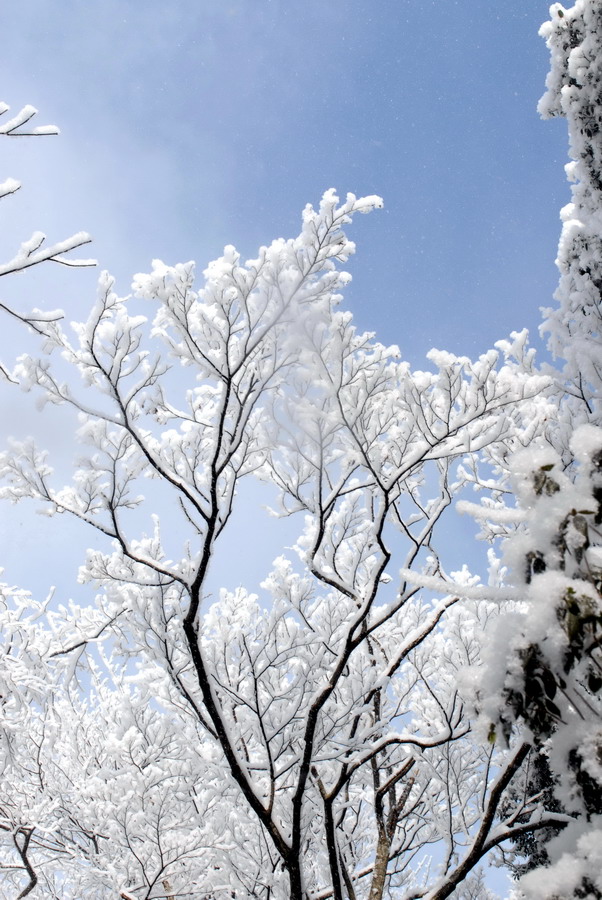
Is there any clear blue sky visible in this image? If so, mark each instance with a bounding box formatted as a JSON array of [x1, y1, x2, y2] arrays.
[[0, 2, 569, 592]]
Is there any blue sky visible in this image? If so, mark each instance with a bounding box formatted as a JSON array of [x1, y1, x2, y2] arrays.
[[0, 2, 569, 593], [2, 1, 568, 358]]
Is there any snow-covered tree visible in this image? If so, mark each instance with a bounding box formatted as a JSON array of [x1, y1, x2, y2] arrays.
[[489, 431, 602, 899], [0, 185, 566, 898], [539, 2, 602, 416], [460, 4, 602, 897], [7, 4, 602, 890], [0, 582, 115, 898]]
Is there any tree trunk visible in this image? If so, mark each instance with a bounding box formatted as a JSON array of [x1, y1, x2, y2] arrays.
[[288, 857, 305, 900], [367, 826, 390, 900]]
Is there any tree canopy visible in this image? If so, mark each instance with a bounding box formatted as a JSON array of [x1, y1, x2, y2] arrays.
[[0, 3, 601, 899]]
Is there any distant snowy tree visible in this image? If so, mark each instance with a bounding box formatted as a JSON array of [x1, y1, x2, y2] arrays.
[[450, 868, 498, 900], [0, 581, 115, 898]]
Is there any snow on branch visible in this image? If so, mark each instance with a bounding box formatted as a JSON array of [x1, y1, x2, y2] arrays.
[[0, 102, 59, 136], [0, 177, 20, 199], [0, 102, 95, 358], [397, 567, 521, 602], [0, 231, 96, 278]]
